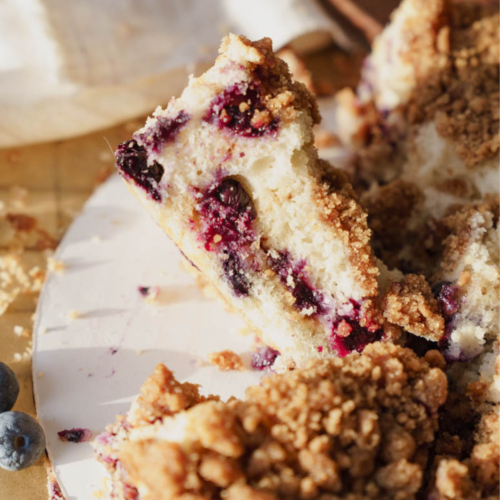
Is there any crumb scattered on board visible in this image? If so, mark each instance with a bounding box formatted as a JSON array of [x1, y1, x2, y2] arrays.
[[208, 350, 245, 371]]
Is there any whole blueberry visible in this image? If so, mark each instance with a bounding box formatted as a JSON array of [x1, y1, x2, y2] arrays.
[[0, 362, 20, 414], [0, 412, 46, 471]]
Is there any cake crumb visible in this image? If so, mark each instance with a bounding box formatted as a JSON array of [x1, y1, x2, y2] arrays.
[[38, 371, 45, 379], [13, 325, 29, 338], [382, 274, 445, 341], [67, 310, 80, 320], [58, 428, 93, 443], [237, 326, 254, 337], [138, 286, 160, 303], [208, 350, 245, 371], [47, 465, 64, 500], [47, 257, 66, 274]]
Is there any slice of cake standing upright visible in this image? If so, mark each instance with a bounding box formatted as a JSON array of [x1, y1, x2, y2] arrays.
[[116, 34, 393, 368]]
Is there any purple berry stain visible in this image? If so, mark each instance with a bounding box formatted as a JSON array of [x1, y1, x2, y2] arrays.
[[48, 477, 64, 500], [115, 141, 164, 201], [433, 282, 464, 361], [328, 301, 382, 357], [134, 110, 190, 154], [252, 346, 279, 370], [58, 428, 92, 443], [195, 178, 256, 296], [436, 283, 459, 317], [268, 251, 325, 315], [204, 82, 278, 137]]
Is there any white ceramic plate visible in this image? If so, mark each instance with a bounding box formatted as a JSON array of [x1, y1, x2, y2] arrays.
[[33, 174, 263, 500]]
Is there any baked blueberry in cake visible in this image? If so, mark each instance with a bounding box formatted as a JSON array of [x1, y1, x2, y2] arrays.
[[115, 34, 393, 368], [93, 343, 448, 500]]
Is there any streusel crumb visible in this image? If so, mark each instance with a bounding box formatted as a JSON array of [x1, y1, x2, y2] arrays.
[[407, 2, 500, 167], [112, 343, 447, 500], [128, 364, 217, 427], [438, 194, 499, 277], [382, 274, 445, 341], [362, 180, 424, 269], [208, 350, 245, 371], [429, 407, 499, 499]]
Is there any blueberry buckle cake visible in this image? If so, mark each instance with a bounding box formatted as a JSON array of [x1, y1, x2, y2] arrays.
[[115, 34, 392, 368], [93, 343, 448, 500]]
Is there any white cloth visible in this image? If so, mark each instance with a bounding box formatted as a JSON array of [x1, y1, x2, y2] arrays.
[[0, 0, 353, 148]]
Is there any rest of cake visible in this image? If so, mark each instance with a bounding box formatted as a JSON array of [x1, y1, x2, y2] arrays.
[[93, 343, 448, 500], [115, 34, 393, 368], [331, 0, 499, 274]]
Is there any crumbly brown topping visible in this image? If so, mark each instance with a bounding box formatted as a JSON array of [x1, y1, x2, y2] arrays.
[[362, 180, 424, 270], [314, 163, 380, 301], [117, 343, 448, 500], [218, 35, 321, 127], [208, 350, 245, 372], [129, 364, 217, 427], [382, 274, 445, 341], [429, 407, 499, 499], [437, 194, 499, 278], [406, 2, 500, 167], [276, 49, 314, 94]]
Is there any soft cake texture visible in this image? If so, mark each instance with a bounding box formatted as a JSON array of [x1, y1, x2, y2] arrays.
[[116, 34, 389, 368], [93, 343, 448, 500], [434, 197, 500, 407]]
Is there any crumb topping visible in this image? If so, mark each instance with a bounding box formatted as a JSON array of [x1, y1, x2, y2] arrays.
[[216, 35, 321, 127], [128, 364, 217, 427], [208, 350, 245, 372], [314, 164, 380, 300], [362, 180, 424, 270], [437, 194, 499, 277], [114, 343, 447, 500], [382, 274, 445, 341], [406, 2, 500, 167], [429, 407, 499, 499]]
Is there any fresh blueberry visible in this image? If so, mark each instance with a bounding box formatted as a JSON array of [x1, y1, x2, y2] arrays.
[[0, 362, 20, 414], [0, 412, 46, 471]]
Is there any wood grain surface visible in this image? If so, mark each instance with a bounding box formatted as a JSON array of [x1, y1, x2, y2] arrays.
[[0, 119, 143, 499]]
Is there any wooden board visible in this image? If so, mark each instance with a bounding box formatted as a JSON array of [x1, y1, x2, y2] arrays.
[[0, 119, 141, 499]]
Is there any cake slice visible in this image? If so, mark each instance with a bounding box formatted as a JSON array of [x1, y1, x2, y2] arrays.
[[93, 343, 448, 500], [115, 34, 391, 368]]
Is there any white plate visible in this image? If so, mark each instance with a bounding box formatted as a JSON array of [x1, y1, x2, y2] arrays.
[[33, 174, 263, 500]]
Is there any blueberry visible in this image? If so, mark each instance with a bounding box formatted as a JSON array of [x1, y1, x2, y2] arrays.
[[0, 412, 46, 471], [217, 179, 252, 209], [0, 362, 20, 414]]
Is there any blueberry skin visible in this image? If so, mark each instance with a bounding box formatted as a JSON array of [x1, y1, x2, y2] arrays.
[[0, 412, 46, 471], [0, 362, 20, 413]]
